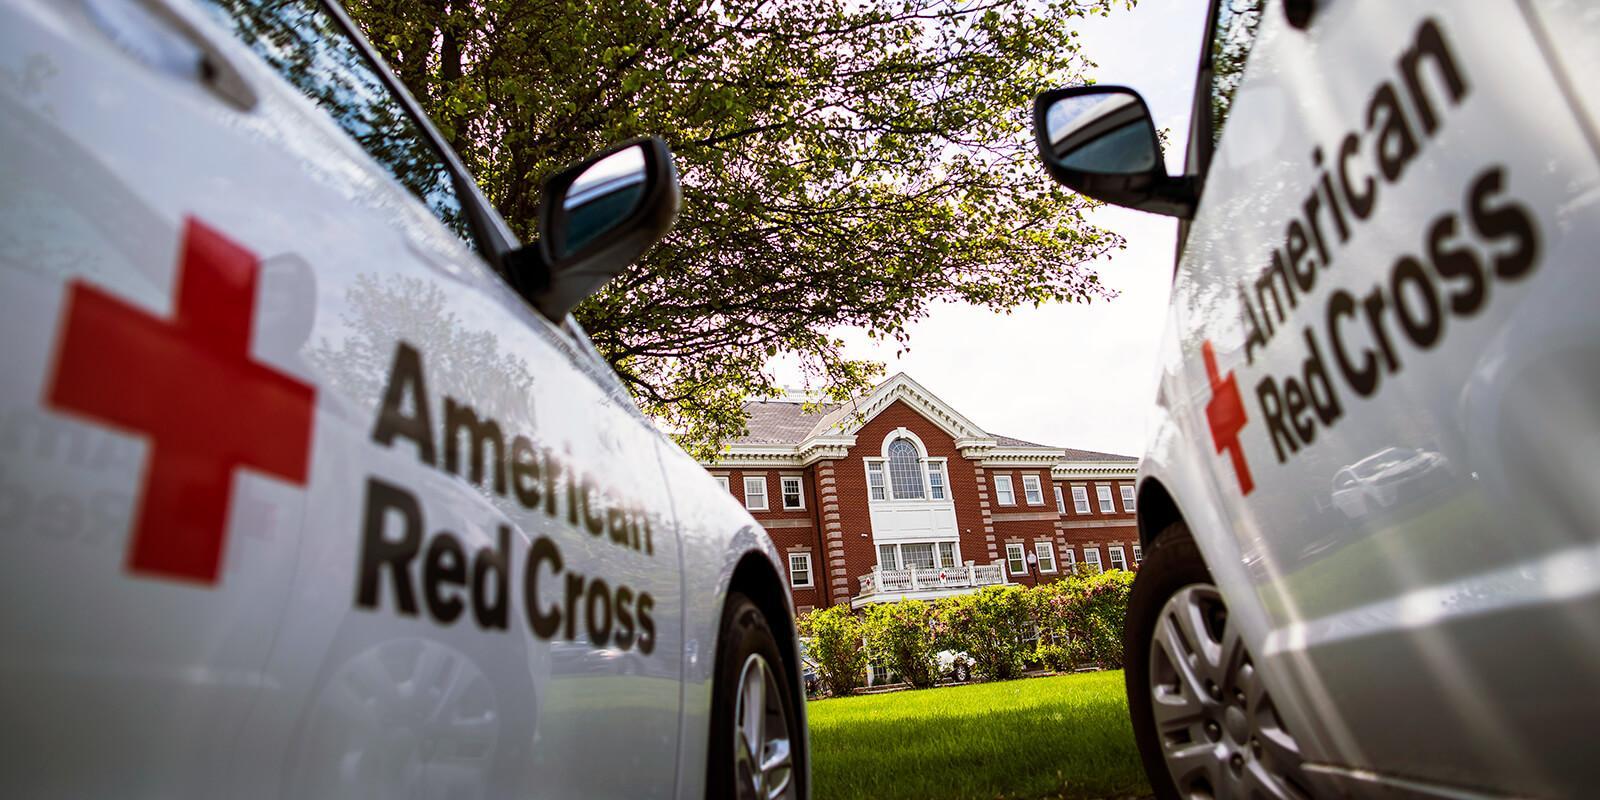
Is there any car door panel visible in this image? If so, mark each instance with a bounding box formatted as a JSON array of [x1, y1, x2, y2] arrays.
[[1170, 0, 1600, 791]]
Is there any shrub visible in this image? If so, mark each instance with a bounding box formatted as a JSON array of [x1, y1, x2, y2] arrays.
[[1033, 569, 1135, 670], [861, 599, 940, 689], [935, 585, 1033, 681], [797, 605, 866, 696]]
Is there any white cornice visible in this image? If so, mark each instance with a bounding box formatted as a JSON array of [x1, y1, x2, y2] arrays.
[[980, 447, 1067, 467], [1052, 461, 1139, 479]]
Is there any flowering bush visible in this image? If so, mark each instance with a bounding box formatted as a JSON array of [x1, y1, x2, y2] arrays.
[[797, 604, 866, 696], [1033, 568, 1135, 669], [861, 599, 941, 689], [935, 585, 1034, 681]]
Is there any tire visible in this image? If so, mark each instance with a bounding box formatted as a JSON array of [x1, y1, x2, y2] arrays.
[[707, 592, 804, 800], [1124, 522, 1310, 800]]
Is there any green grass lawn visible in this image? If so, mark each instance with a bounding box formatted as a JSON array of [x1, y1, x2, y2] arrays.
[[806, 671, 1151, 800]]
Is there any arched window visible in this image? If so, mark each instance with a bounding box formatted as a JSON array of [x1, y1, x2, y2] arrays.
[[886, 438, 925, 499]]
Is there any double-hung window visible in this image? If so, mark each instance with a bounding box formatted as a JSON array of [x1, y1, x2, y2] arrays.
[[1062, 548, 1076, 570], [1034, 541, 1056, 573], [866, 462, 887, 500], [994, 475, 1016, 506], [1054, 486, 1066, 514], [1109, 546, 1127, 571], [938, 541, 957, 568], [1071, 485, 1091, 514], [1097, 485, 1115, 513], [714, 475, 730, 493], [926, 461, 947, 500], [744, 476, 768, 510], [1120, 484, 1136, 512], [788, 553, 813, 587], [901, 543, 937, 571], [781, 476, 804, 509], [1083, 547, 1103, 572], [1022, 474, 1044, 505], [1005, 543, 1027, 576], [1132, 544, 1143, 563]]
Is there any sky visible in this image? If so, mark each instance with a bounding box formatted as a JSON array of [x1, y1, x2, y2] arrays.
[[774, 0, 1209, 457]]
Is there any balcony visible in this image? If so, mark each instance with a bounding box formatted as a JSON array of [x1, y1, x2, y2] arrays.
[[852, 563, 1008, 608]]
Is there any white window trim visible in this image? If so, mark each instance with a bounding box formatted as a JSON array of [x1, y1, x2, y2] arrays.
[[1021, 474, 1044, 506], [926, 458, 948, 500], [1034, 541, 1056, 573], [1083, 547, 1102, 572], [1054, 486, 1065, 514], [1121, 484, 1137, 513], [1109, 545, 1127, 571], [865, 460, 888, 501], [994, 475, 1016, 506], [1004, 543, 1027, 576], [1062, 548, 1076, 569], [1132, 544, 1143, 563], [1071, 485, 1091, 514], [780, 475, 805, 510], [788, 552, 814, 588], [714, 475, 730, 493], [1096, 484, 1115, 514], [743, 475, 769, 511]]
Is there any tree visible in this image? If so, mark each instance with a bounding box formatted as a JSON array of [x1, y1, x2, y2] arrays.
[[346, 0, 1130, 455]]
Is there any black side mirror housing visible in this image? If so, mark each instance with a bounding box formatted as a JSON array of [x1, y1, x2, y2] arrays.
[[1033, 86, 1198, 219], [508, 136, 680, 320]]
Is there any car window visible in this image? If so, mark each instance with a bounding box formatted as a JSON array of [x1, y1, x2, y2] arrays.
[[196, 0, 474, 247], [1207, 0, 1266, 149]]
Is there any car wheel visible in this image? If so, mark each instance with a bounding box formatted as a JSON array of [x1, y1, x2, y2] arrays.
[[708, 592, 802, 800], [1124, 522, 1311, 800]]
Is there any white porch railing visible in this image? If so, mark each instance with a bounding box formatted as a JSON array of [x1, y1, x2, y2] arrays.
[[856, 562, 1007, 599]]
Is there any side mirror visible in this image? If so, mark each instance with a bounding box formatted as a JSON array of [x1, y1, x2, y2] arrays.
[[1033, 86, 1197, 219], [515, 136, 680, 320]]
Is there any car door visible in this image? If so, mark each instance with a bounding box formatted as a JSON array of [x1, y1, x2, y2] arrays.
[[0, 0, 684, 796], [1170, 0, 1600, 793]]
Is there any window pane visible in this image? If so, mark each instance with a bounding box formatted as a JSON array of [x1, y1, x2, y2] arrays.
[[1006, 544, 1026, 575], [1209, 0, 1267, 149], [995, 476, 1015, 505], [789, 554, 811, 586], [1132, 545, 1144, 563], [927, 462, 946, 500], [938, 541, 956, 568], [867, 462, 887, 501], [1072, 486, 1090, 513], [1097, 485, 1115, 513], [1022, 475, 1043, 504], [878, 544, 898, 570], [782, 477, 803, 508], [887, 439, 924, 499], [1054, 486, 1065, 514], [1121, 485, 1137, 512], [1084, 548, 1102, 572], [901, 543, 935, 570], [1035, 542, 1056, 572], [1110, 547, 1127, 571], [198, 0, 473, 245], [744, 476, 767, 509]]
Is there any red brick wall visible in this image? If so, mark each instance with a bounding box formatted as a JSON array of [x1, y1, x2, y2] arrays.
[[987, 466, 1060, 586], [709, 465, 829, 611], [1053, 477, 1142, 572]]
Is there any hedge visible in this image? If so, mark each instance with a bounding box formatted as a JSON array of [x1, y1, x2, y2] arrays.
[[797, 567, 1136, 696]]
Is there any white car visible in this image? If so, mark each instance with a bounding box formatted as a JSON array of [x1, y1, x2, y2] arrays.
[[1034, 1, 1598, 798], [0, 0, 805, 797]]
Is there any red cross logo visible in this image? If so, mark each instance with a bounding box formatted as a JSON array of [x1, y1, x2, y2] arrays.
[[1202, 340, 1254, 495], [47, 218, 316, 585]]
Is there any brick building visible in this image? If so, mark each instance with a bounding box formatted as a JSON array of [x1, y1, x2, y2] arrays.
[[701, 374, 1142, 613]]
